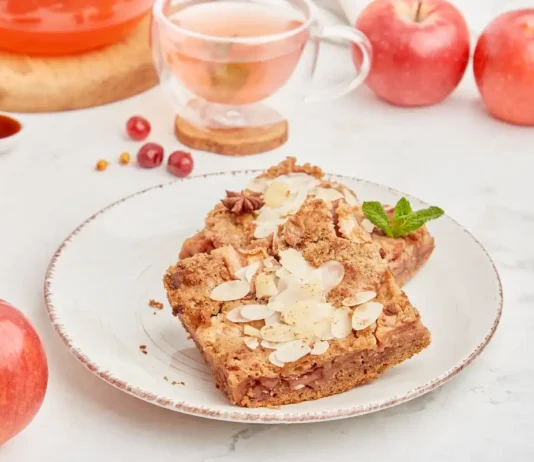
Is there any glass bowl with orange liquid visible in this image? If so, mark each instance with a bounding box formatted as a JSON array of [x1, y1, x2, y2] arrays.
[[0, 0, 154, 55], [151, 0, 372, 130]]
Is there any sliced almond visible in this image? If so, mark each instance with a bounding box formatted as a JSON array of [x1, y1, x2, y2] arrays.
[[263, 256, 277, 268], [282, 300, 329, 327], [301, 279, 324, 301], [244, 325, 261, 338], [244, 337, 259, 350], [210, 280, 250, 302], [293, 384, 305, 390], [278, 189, 308, 216], [264, 181, 290, 208], [293, 325, 317, 343], [313, 318, 335, 341], [226, 306, 249, 323], [246, 177, 270, 193], [269, 351, 285, 367], [261, 340, 289, 350], [342, 187, 360, 206], [260, 324, 296, 342], [275, 267, 291, 279], [342, 291, 377, 307], [279, 248, 316, 282], [240, 304, 275, 321], [267, 300, 285, 312], [318, 261, 345, 293], [255, 272, 278, 298], [331, 308, 352, 339], [352, 301, 383, 331], [277, 173, 320, 194], [275, 340, 311, 363], [311, 340, 329, 355], [264, 312, 281, 326], [313, 187, 344, 203], [234, 261, 260, 282], [361, 218, 375, 233]]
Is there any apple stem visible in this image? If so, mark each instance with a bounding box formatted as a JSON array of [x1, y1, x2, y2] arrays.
[[414, 1, 423, 22]]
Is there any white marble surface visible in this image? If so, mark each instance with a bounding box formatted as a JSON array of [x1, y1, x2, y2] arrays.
[[1, 40, 534, 461]]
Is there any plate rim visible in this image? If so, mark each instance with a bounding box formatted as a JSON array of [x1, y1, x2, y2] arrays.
[[44, 170, 503, 424]]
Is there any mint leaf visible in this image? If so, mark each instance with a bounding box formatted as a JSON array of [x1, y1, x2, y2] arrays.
[[394, 206, 444, 237], [362, 201, 393, 237], [394, 197, 412, 219]]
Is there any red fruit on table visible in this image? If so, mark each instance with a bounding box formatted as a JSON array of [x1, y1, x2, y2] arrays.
[[168, 151, 194, 177], [137, 143, 164, 168], [474, 9, 534, 126], [126, 116, 151, 141], [0, 300, 48, 446], [353, 0, 470, 106]]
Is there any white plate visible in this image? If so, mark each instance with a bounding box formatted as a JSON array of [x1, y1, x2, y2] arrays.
[[44, 171, 502, 424]]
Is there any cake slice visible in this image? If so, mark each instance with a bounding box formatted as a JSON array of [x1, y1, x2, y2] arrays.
[[164, 195, 431, 407], [179, 158, 434, 285]]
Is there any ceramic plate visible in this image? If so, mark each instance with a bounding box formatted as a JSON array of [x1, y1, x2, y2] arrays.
[[44, 171, 502, 423]]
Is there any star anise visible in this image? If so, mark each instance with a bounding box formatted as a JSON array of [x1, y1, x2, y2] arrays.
[[221, 190, 264, 214]]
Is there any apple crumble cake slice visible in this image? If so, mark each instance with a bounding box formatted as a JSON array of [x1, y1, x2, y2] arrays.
[[179, 157, 434, 285], [164, 197, 431, 408]]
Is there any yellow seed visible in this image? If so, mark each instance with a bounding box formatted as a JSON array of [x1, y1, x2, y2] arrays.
[[96, 160, 109, 171], [119, 152, 130, 165]]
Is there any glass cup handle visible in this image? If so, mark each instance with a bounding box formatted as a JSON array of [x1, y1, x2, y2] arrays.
[[305, 25, 372, 103]]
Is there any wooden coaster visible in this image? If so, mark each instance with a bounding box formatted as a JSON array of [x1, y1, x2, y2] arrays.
[[0, 15, 157, 113], [175, 116, 288, 156]]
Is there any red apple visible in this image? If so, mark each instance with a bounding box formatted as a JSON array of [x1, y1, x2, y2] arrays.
[[474, 9, 534, 126], [0, 300, 48, 446], [353, 0, 470, 106]]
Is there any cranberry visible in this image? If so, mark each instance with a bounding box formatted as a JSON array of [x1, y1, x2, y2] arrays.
[[168, 151, 194, 177], [126, 116, 151, 141], [137, 143, 164, 168]]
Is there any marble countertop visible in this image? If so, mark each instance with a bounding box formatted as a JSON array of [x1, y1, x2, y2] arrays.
[[1, 47, 533, 460]]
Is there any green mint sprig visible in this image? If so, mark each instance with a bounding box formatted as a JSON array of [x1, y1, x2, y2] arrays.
[[362, 198, 444, 238]]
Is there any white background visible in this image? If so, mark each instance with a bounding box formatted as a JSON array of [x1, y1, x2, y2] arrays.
[[1, 2, 534, 460]]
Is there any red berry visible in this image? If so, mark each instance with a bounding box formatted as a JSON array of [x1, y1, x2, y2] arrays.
[[137, 143, 164, 168], [168, 151, 194, 177], [126, 116, 151, 141]]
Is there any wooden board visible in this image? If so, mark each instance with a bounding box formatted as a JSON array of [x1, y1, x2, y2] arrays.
[[0, 15, 158, 113], [175, 115, 289, 156]]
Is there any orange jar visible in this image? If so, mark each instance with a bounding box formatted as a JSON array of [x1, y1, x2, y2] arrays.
[[0, 0, 153, 55]]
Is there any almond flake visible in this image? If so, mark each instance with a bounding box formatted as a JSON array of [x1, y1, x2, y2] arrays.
[[240, 304, 275, 321], [244, 325, 261, 338], [260, 324, 296, 342], [313, 187, 344, 203], [278, 189, 308, 216], [261, 340, 288, 349], [293, 325, 317, 343], [301, 279, 324, 301], [361, 218, 375, 233], [210, 280, 250, 301], [244, 337, 259, 350], [226, 307, 249, 323], [277, 174, 320, 193], [264, 181, 290, 208], [255, 272, 278, 298], [313, 319, 335, 341], [275, 267, 291, 279], [311, 340, 329, 355], [352, 302, 383, 331], [263, 257, 277, 268], [282, 300, 328, 327], [331, 308, 352, 339], [275, 340, 311, 363], [267, 301, 285, 312], [264, 312, 281, 326], [318, 261, 345, 293], [279, 248, 316, 282], [246, 177, 270, 193], [342, 291, 377, 307], [293, 384, 305, 390], [269, 351, 285, 367], [342, 187, 360, 206], [234, 261, 260, 282]]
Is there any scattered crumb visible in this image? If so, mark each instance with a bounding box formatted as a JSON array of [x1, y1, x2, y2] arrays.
[[171, 381, 185, 386], [163, 376, 169, 381], [139, 345, 147, 355], [149, 299, 164, 310], [153, 312, 157, 316], [141, 350, 147, 355]]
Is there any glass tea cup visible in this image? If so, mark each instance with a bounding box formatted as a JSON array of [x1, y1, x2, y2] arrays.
[[151, 0, 372, 129]]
